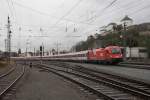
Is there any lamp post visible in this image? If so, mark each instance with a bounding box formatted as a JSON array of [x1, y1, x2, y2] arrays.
[[121, 15, 133, 61], [54, 42, 61, 55], [25, 39, 30, 65]]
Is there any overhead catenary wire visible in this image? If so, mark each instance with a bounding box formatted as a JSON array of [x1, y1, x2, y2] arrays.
[[80, 0, 150, 36], [13, 1, 56, 19], [2, 0, 150, 52], [129, 4, 150, 15], [81, 0, 118, 23], [7, 0, 150, 34], [13, 1, 100, 27], [97, 1, 150, 26], [5, 0, 150, 29], [51, 0, 83, 27], [6, 0, 23, 50], [5, 0, 14, 18], [95, 0, 143, 20], [12, 0, 102, 36], [94, 0, 149, 23], [76, 0, 118, 36]]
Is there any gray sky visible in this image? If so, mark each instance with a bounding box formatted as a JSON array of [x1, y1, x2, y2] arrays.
[[0, 0, 150, 52]]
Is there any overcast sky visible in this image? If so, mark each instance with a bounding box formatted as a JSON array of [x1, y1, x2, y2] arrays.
[[0, 0, 150, 52]]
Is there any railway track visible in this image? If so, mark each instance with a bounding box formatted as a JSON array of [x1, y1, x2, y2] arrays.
[[120, 62, 150, 66], [118, 63, 150, 70], [37, 63, 150, 100], [0, 65, 25, 100], [0, 67, 15, 78], [46, 60, 150, 70], [50, 62, 150, 94]]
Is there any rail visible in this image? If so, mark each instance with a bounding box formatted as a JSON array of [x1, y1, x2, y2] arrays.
[[0, 66, 25, 99], [37, 64, 149, 99]]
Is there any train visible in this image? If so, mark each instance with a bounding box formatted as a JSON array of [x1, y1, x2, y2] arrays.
[[13, 46, 123, 64]]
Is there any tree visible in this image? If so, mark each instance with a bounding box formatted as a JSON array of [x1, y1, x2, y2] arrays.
[[18, 48, 21, 54], [125, 29, 139, 47], [87, 35, 95, 49], [52, 49, 56, 55]]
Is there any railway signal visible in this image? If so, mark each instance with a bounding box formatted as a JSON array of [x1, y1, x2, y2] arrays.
[[40, 45, 43, 64]]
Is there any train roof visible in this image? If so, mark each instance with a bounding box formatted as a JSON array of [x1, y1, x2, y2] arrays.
[[46, 50, 88, 57], [105, 46, 121, 49]]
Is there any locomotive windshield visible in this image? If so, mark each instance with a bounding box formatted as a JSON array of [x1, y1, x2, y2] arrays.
[[111, 48, 121, 54]]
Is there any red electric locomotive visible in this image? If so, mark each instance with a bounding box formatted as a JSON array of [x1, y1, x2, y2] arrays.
[[88, 46, 123, 64]]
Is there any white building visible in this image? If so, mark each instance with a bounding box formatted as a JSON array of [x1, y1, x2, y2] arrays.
[[106, 23, 117, 31], [126, 47, 148, 59]]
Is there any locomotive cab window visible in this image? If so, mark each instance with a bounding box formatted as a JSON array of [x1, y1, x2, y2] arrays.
[[111, 48, 121, 54]]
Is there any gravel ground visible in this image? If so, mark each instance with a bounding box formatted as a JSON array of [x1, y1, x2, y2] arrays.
[[124, 60, 150, 65], [13, 65, 98, 100], [0, 65, 12, 76], [59, 62, 150, 84]]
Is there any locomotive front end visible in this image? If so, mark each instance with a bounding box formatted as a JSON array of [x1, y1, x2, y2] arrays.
[[105, 46, 123, 64]]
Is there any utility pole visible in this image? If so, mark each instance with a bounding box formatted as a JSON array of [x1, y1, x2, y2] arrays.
[[5, 39, 7, 52], [7, 16, 11, 64], [121, 15, 133, 61], [55, 42, 61, 54], [123, 22, 127, 61], [34, 48, 35, 56], [18, 27, 21, 55], [25, 47, 27, 65], [42, 43, 44, 56]]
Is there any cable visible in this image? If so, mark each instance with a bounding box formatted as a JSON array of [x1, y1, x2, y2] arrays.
[[84, 0, 146, 26], [104, 0, 118, 10], [75, 0, 118, 34], [82, 1, 149, 29], [7, 0, 105, 35], [98, 2, 150, 25], [10, 0, 21, 50], [51, 0, 83, 27], [130, 4, 150, 15], [13, 1, 100, 27], [10, 0, 19, 24], [96, 0, 142, 19], [13, 1, 56, 19], [84, 2, 150, 40], [97, 0, 148, 21], [81, 0, 118, 23], [6, 0, 14, 18]]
